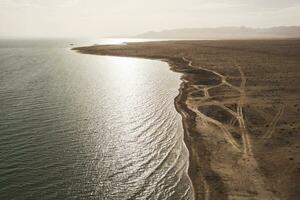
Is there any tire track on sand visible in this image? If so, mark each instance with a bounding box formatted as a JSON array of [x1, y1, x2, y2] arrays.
[[182, 57, 279, 200]]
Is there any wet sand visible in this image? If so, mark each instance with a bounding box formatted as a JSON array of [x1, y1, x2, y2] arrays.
[[73, 40, 300, 200]]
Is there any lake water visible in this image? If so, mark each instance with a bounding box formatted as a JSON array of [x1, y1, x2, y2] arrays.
[[0, 39, 193, 199]]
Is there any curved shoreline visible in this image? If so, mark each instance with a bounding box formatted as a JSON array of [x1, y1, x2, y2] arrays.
[[71, 48, 227, 199], [73, 40, 300, 200], [74, 49, 199, 199]]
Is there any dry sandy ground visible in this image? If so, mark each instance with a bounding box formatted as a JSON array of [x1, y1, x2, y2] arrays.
[[74, 40, 300, 200]]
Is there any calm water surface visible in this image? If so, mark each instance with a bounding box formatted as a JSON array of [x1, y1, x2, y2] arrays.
[[0, 39, 193, 199]]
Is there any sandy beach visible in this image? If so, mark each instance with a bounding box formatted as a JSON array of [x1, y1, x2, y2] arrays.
[[74, 40, 300, 200]]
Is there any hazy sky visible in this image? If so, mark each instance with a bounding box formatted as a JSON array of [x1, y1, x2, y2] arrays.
[[0, 0, 299, 38]]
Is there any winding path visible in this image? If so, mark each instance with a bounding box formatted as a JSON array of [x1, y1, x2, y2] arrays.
[[181, 57, 284, 200]]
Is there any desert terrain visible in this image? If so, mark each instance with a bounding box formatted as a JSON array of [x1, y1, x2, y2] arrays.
[[74, 40, 300, 200]]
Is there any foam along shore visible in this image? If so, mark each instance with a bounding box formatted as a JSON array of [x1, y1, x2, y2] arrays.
[[73, 40, 300, 200]]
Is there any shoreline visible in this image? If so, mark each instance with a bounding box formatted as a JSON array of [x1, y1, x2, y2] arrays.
[[72, 50, 224, 199], [72, 49, 206, 198], [73, 40, 300, 200], [175, 81, 196, 200]]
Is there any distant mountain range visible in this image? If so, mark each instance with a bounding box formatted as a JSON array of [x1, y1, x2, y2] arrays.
[[136, 26, 300, 39]]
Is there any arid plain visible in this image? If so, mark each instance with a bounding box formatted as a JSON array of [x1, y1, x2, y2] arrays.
[[74, 40, 300, 200]]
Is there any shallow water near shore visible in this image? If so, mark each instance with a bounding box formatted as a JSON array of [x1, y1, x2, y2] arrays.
[[0, 39, 193, 199]]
